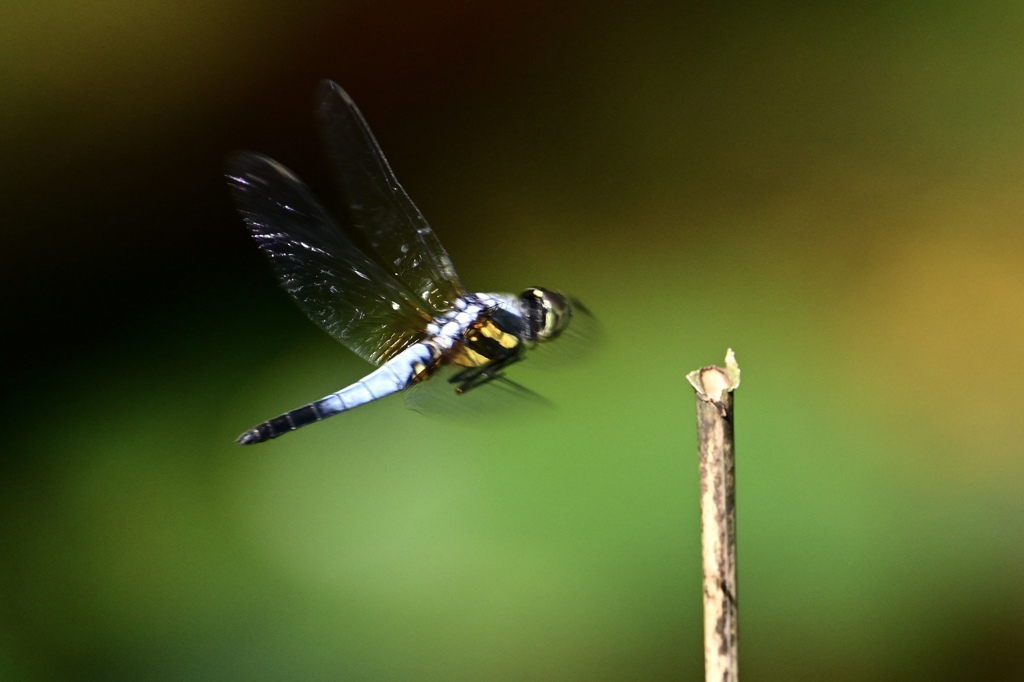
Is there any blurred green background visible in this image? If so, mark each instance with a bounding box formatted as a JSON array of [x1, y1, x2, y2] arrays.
[[3, 1, 1023, 680]]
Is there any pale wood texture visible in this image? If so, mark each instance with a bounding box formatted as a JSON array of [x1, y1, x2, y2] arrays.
[[688, 350, 740, 682]]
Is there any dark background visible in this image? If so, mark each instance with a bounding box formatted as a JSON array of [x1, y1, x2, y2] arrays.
[[3, 1, 1023, 680]]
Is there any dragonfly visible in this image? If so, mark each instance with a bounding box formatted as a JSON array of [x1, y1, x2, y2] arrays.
[[226, 81, 590, 445]]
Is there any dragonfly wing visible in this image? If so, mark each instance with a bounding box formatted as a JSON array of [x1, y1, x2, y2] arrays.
[[227, 152, 431, 366], [317, 80, 465, 313]]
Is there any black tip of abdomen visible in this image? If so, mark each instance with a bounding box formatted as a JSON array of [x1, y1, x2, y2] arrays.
[[236, 426, 268, 445]]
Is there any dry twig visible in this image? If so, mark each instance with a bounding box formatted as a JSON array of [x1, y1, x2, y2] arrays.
[[686, 349, 741, 682]]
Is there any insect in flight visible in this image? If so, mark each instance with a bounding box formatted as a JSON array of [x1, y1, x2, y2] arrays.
[[226, 81, 590, 445]]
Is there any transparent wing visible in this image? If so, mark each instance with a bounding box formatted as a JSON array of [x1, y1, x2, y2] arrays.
[[226, 152, 432, 366], [317, 80, 464, 312]]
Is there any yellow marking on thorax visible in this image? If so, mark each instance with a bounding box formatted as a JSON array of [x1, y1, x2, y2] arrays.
[[450, 346, 488, 368], [447, 318, 523, 368], [474, 320, 520, 349]]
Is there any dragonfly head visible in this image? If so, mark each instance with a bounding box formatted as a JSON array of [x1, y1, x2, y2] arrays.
[[519, 287, 573, 343]]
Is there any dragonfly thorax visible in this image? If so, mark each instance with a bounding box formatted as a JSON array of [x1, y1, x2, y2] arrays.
[[429, 293, 529, 368], [436, 288, 572, 370]]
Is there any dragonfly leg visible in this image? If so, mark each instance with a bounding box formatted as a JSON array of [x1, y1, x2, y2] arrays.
[[451, 355, 524, 394]]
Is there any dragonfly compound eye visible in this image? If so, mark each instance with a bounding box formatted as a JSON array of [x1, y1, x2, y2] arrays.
[[520, 287, 572, 342]]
